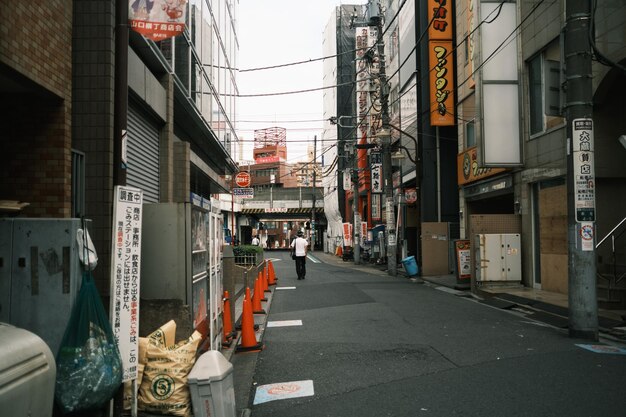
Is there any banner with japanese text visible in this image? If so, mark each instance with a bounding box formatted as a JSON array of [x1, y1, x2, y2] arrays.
[[342, 222, 353, 247], [129, 0, 187, 41]]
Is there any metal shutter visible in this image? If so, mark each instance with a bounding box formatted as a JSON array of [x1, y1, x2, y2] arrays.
[[128, 104, 160, 203]]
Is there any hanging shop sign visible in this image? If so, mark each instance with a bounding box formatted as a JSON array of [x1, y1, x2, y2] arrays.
[[457, 147, 507, 185], [129, 0, 187, 41], [404, 188, 417, 204], [371, 194, 381, 220], [371, 164, 383, 193], [467, 0, 476, 89], [342, 222, 353, 247], [429, 41, 455, 126]]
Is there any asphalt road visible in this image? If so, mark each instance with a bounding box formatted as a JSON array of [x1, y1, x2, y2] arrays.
[[232, 251, 626, 417]]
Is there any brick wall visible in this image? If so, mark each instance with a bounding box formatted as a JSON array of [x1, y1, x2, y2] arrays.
[[0, 0, 73, 217]]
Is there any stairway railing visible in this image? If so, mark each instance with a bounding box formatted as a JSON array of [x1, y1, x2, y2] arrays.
[[596, 216, 626, 297]]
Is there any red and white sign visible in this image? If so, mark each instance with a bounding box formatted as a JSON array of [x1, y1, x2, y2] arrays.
[[129, 0, 188, 41], [255, 156, 281, 164], [235, 172, 251, 187], [342, 223, 353, 247]]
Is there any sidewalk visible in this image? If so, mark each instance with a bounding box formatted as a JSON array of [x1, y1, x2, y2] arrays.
[[307, 251, 626, 341]]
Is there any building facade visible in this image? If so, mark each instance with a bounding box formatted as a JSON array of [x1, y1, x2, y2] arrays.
[[1, 0, 239, 320], [456, 0, 626, 307]]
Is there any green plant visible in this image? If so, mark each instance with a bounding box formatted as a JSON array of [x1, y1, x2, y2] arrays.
[[233, 245, 263, 256]]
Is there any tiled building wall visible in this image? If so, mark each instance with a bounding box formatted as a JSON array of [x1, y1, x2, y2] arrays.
[[72, 0, 116, 291]]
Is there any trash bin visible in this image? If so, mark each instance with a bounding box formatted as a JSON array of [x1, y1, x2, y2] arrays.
[[401, 256, 419, 276], [0, 323, 56, 417], [187, 350, 236, 417]]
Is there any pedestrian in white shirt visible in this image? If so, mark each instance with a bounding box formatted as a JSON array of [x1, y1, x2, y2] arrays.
[[290, 230, 308, 280], [251, 235, 260, 246]]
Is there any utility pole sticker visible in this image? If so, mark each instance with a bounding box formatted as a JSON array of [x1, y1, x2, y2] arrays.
[[572, 119, 595, 223], [579, 223, 594, 252]]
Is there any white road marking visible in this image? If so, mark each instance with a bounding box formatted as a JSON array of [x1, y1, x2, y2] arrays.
[[307, 254, 321, 263], [267, 320, 303, 328], [275, 286, 296, 290]]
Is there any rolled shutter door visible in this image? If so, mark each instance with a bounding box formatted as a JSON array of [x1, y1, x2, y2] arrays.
[[127, 104, 160, 203]]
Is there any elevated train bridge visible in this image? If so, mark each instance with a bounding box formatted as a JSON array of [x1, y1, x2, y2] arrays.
[[238, 187, 325, 248]]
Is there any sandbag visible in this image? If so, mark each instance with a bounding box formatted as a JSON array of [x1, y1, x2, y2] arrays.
[[138, 331, 202, 416], [125, 320, 178, 410]]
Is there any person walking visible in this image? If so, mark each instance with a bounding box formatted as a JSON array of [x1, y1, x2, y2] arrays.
[[251, 235, 260, 246], [290, 230, 308, 280]]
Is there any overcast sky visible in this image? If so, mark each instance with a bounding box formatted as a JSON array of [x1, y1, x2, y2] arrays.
[[236, 0, 346, 163]]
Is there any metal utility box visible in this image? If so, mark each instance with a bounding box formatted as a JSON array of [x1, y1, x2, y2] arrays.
[[474, 233, 521, 283], [0, 323, 56, 417], [0, 218, 84, 354], [141, 197, 224, 349], [187, 350, 236, 417]]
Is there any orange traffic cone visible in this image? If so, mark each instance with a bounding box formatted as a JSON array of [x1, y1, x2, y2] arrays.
[[258, 271, 268, 300], [263, 267, 271, 293], [222, 291, 236, 346], [235, 299, 263, 352], [336, 246, 343, 257], [268, 260, 277, 285], [236, 287, 260, 331], [252, 278, 266, 314]]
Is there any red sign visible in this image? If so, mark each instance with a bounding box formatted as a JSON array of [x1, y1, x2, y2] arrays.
[[255, 156, 281, 164], [235, 172, 251, 187], [129, 0, 188, 42]]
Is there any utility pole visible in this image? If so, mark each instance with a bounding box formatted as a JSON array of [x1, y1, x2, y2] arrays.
[[353, 155, 361, 264], [374, 8, 396, 276], [565, 0, 598, 340], [311, 135, 317, 252]]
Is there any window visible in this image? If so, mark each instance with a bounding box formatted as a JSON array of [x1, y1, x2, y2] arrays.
[[465, 120, 476, 148], [71, 150, 85, 218], [527, 40, 564, 136]]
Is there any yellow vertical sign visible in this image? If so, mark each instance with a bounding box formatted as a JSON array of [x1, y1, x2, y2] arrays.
[[428, 0, 455, 126]]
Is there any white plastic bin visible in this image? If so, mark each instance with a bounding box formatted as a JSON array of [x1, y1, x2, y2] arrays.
[[187, 350, 236, 417], [0, 322, 56, 417]]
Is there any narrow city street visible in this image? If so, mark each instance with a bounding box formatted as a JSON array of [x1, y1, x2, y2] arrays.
[[233, 251, 626, 417]]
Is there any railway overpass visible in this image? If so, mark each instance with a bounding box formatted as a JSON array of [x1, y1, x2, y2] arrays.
[[237, 187, 326, 248]]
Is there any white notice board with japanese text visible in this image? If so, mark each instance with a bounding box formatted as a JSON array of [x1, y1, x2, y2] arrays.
[[109, 185, 143, 382]]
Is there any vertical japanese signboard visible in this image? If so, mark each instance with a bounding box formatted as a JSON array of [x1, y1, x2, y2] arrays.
[[342, 223, 353, 247], [572, 119, 596, 251], [428, 0, 455, 126], [110, 185, 143, 382], [129, 0, 187, 41], [371, 163, 383, 193], [355, 26, 381, 142], [371, 194, 381, 220]]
